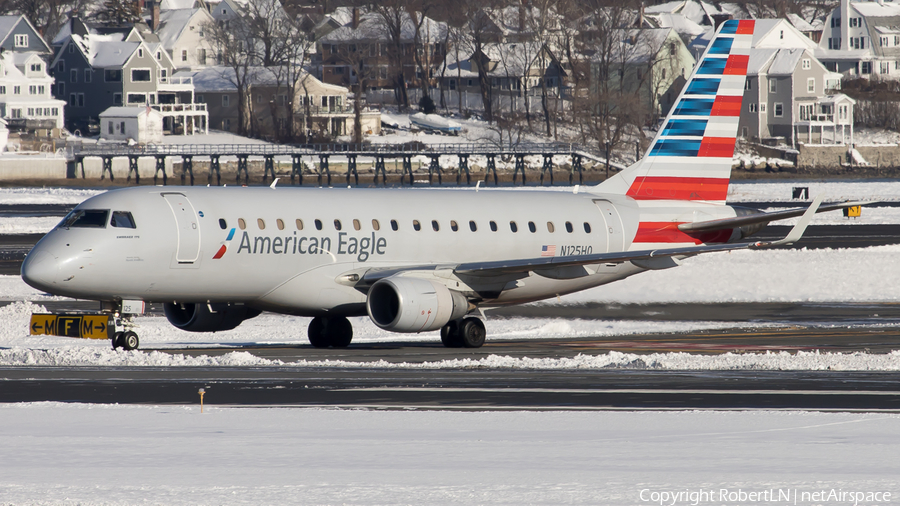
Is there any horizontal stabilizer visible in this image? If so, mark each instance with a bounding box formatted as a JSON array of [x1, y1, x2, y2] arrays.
[[678, 199, 877, 232]]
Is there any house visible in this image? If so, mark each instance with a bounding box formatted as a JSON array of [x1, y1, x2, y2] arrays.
[[316, 9, 447, 91], [99, 106, 164, 143], [816, 0, 900, 78], [154, 7, 216, 69], [740, 46, 850, 145], [50, 29, 204, 134], [0, 51, 65, 131], [180, 65, 379, 139], [441, 42, 568, 105], [0, 15, 53, 55], [592, 28, 696, 118]]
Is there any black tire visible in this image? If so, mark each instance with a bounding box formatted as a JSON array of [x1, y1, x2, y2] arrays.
[[112, 331, 123, 350], [307, 316, 353, 348], [329, 316, 353, 348], [307, 317, 329, 348], [459, 318, 486, 348], [121, 331, 139, 351], [440, 320, 463, 348]]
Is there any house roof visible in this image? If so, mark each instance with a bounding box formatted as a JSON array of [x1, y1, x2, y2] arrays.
[[176, 66, 346, 93], [99, 106, 161, 118], [0, 15, 51, 52], [160, 0, 198, 10], [852, 1, 900, 18], [319, 10, 447, 44], [155, 8, 211, 50], [768, 48, 805, 75], [645, 12, 706, 38]]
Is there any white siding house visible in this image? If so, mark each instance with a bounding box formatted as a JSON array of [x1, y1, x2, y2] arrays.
[[99, 106, 164, 143]]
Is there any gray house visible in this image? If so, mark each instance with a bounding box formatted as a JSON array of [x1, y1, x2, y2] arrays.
[[50, 29, 200, 133], [739, 47, 850, 145], [0, 15, 53, 55]]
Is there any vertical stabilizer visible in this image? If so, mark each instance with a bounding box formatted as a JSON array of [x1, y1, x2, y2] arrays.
[[595, 20, 755, 204]]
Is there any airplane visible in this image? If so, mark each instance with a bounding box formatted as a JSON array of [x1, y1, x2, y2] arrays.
[[21, 19, 861, 351]]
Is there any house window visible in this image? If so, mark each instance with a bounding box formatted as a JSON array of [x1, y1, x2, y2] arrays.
[[0, 86, 5, 94], [57, 82, 64, 95], [159, 69, 168, 83], [108, 121, 113, 134], [182, 50, 188, 62], [769, 79, 776, 93], [127, 93, 146, 104], [120, 121, 125, 132], [741, 127, 748, 137], [68, 43, 75, 53], [58, 60, 65, 72], [222, 95, 230, 107], [744, 77, 751, 90], [13, 86, 20, 95], [760, 103, 767, 113], [131, 69, 151, 82], [198, 49, 206, 65], [105, 69, 122, 82], [749, 103, 757, 113], [138, 48, 144, 58], [861, 61, 872, 74], [802, 59, 811, 70], [30, 63, 41, 72], [196, 94, 204, 102], [84, 69, 91, 83], [28, 85, 36, 95], [799, 104, 813, 120], [807, 78, 815, 93], [774, 103, 783, 117], [70, 69, 77, 83], [113, 93, 122, 105], [14, 34, 27, 47], [881, 61, 891, 74]]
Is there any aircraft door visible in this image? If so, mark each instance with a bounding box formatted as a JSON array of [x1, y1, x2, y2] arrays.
[[593, 200, 625, 253], [163, 193, 201, 263]]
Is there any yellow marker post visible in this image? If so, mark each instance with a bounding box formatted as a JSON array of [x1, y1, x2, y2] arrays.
[[199, 388, 205, 413]]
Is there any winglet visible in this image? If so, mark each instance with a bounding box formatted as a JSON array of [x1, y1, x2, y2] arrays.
[[755, 193, 824, 247], [270, 178, 279, 189]]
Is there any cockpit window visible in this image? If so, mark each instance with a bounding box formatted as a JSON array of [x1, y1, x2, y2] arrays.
[[111, 211, 137, 229], [60, 209, 109, 229]]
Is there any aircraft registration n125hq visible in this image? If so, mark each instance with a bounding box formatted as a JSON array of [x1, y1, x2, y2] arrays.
[[22, 20, 857, 350]]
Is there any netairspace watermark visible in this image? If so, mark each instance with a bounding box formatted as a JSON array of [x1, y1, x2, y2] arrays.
[[639, 488, 892, 506]]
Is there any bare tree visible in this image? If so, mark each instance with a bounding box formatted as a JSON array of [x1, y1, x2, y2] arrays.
[[0, 0, 90, 38], [204, 15, 258, 136], [371, 0, 411, 110], [97, 0, 141, 26]]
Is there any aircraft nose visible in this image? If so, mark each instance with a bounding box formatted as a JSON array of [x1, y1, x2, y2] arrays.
[[21, 249, 59, 292]]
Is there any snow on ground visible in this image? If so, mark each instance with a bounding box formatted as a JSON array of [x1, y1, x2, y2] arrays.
[[0, 216, 61, 234], [0, 187, 102, 205], [0, 404, 897, 506]]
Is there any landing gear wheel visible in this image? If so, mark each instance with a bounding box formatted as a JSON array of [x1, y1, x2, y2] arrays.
[[440, 320, 463, 348], [459, 317, 486, 348], [112, 331, 124, 350], [307, 316, 353, 348], [120, 331, 139, 351]]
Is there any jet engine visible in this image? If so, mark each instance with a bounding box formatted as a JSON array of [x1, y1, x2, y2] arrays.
[[366, 277, 469, 333], [163, 302, 261, 332]]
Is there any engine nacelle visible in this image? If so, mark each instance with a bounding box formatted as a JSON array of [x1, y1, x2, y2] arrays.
[[366, 277, 469, 333], [163, 302, 261, 332]]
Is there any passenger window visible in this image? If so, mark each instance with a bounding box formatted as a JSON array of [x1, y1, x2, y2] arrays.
[[469, 220, 477, 232], [238, 218, 246, 230], [432, 220, 439, 231], [565, 221, 573, 233], [489, 221, 497, 232], [584, 222, 592, 233], [528, 221, 536, 233], [276, 219, 285, 230], [110, 211, 136, 229], [372, 219, 380, 231], [547, 222, 555, 233], [451, 220, 458, 231], [257, 218, 265, 230], [413, 220, 421, 231], [218, 218, 227, 229], [353, 219, 361, 231], [509, 221, 518, 233], [315, 219, 323, 230], [390, 219, 398, 231], [295, 219, 304, 230], [334, 219, 342, 231]]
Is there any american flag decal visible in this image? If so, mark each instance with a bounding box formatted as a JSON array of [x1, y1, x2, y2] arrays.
[[541, 245, 556, 257]]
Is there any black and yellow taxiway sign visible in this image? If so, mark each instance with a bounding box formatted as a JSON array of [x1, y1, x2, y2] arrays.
[[30, 313, 113, 340]]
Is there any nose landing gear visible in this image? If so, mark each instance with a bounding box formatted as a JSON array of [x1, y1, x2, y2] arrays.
[[112, 330, 140, 351]]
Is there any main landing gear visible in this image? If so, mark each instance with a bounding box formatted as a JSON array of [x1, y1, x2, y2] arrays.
[[308, 316, 353, 348], [112, 330, 140, 351], [440, 317, 486, 348]]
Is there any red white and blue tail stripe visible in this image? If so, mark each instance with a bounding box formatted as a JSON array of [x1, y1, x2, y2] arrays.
[[596, 20, 755, 204]]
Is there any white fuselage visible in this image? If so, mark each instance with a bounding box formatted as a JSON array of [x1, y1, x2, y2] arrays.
[[22, 186, 738, 317]]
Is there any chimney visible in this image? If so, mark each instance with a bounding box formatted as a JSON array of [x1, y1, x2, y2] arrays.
[[352, 7, 359, 30], [151, 1, 160, 31]]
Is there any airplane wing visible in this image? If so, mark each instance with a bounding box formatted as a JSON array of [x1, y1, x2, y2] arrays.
[[349, 195, 824, 287], [678, 199, 874, 232]]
